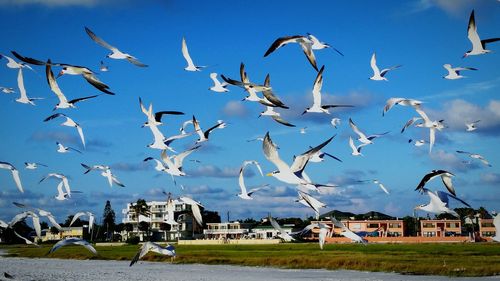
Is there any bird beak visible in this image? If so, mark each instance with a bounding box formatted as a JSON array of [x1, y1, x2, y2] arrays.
[[461, 53, 467, 59], [266, 172, 273, 177], [56, 71, 64, 79]]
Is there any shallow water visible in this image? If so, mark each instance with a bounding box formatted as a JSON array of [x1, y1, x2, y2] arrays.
[[0, 257, 497, 281]]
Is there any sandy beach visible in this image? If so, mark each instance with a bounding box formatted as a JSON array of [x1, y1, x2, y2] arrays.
[[0, 257, 498, 281]]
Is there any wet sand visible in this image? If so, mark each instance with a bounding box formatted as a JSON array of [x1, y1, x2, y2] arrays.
[[0, 257, 498, 281]]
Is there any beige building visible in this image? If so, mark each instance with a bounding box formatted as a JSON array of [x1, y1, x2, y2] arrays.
[[309, 219, 405, 238], [42, 227, 83, 242], [479, 218, 496, 238], [420, 219, 461, 237], [204, 222, 252, 240]]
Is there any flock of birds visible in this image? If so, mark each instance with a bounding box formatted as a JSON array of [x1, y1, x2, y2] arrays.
[[0, 8, 499, 265]]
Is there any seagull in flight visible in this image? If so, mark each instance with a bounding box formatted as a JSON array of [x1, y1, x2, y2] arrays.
[[15, 68, 40, 105], [25, 162, 48, 170], [44, 113, 86, 148], [443, 64, 477, 80], [0, 86, 15, 94], [49, 238, 97, 255], [46, 62, 99, 110], [100, 60, 109, 72], [0, 53, 34, 70], [357, 179, 389, 194], [331, 118, 341, 128], [192, 116, 226, 143], [331, 217, 367, 244], [413, 105, 445, 153], [13, 202, 63, 231], [456, 150, 492, 167], [130, 242, 176, 266], [237, 160, 267, 200], [0, 161, 23, 193], [85, 26, 147, 67], [209, 72, 229, 93], [9, 210, 41, 238], [382, 97, 423, 116], [263, 132, 334, 190], [69, 211, 95, 232], [415, 170, 456, 196], [39, 173, 73, 200], [179, 196, 204, 226], [415, 189, 460, 218], [369, 52, 401, 81], [56, 142, 82, 154], [348, 136, 367, 156], [182, 37, 205, 71], [264, 35, 318, 71], [303, 66, 353, 114], [307, 33, 344, 56], [139, 97, 184, 127], [81, 163, 125, 187], [297, 190, 326, 219], [268, 215, 295, 242], [466, 120, 480, 132], [463, 10, 500, 57], [349, 118, 388, 145]]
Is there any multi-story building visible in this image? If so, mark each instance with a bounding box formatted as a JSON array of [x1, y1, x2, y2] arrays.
[[203, 222, 252, 240], [419, 219, 461, 237], [308, 219, 405, 239], [249, 224, 295, 239], [122, 199, 202, 241], [41, 227, 84, 242], [479, 218, 496, 238]]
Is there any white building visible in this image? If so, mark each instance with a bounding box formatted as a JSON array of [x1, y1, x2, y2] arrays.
[[122, 199, 202, 241], [204, 222, 252, 240]]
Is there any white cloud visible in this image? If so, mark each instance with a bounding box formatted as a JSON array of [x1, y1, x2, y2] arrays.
[[187, 164, 247, 178], [222, 101, 249, 118], [409, 0, 478, 16]]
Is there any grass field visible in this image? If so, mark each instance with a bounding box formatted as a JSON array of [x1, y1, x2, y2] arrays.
[[3, 242, 500, 277]]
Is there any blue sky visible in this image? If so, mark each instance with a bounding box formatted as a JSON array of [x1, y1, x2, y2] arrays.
[[0, 0, 499, 225]]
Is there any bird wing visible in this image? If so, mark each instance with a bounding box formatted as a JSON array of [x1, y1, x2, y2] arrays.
[[16, 68, 30, 102], [74, 239, 97, 255], [181, 37, 195, 67], [75, 125, 86, 148], [271, 115, 295, 127], [46, 61, 68, 103], [377, 182, 390, 195], [299, 41, 318, 71], [191, 116, 206, 140], [111, 174, 125, 187], [401, 117, 422, 133], [290, 135, 334, 175], [130, 242, 152, 266], [467, 10, 482, 51], [262, 132, 290, 172], [69, 211, 87, 226], [190, 203, 203, 226], [82, 73, 114, 95], [383, 97, 404, 116], [428, 127, 435, 154], [173, 145, 201, 169], [85, 27, 117, 51], [13, 230, 39, 247], [481, 38, 500, 49], [11, 51, 46, 66], [322, 152, 342, 162], [238, 165, 248, 196], [380, 65, 402, 77], [493, 214, 500, 234], [349, 118, 369, 141], [436, 190, 470, 208], [126, 56, 148, 67], [10, 168, 24, 193], [263, 35, 304, 57], [370, 53, 380, 75], [311, 65, 325, 107], [262, 74, 288, 108], [31, 214, 41, 238], [154, 111, 185, 123], [440, 172, 456, 196], [9, 211, 29, 227]]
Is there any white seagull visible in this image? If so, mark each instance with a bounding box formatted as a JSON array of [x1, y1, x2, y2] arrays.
[[81, 163, 125, 187], [15, 68, 39, 105], [382, 97, 423, 116], [9, 211, 41, 238], [0, 86, 15, 94], [463, 10, 500, 57], [357, 179, 390, 195], [492, 213, 500, 242], [349, 118, 388, 145], [69, 211, 95, 233], [369, 52, 401, 81], [331, 118, 341, 128], [456, 150, 492, 167], [0, 161, 23, 193], [44, 113, 86, 148], [85, 27, 147, 67], [443, 64, 477, 80], [307, 33, 344, 56], [209, 72, 229, 93], [297, 191, 326, 220], [237, 160, 266, 200], [331, 217, 367, 244], [49, 238, 97, 255], [46, 62, 98, 110], [13, 203, 62, 231], [39, 173, 72, 199], [130, 242, 176, 266], [182, 37, 205, 71], [0, 53, 34, 70], [192, 116, 226, 143], [414, 189, 459, 218], [24, 162, 48, 170], [100, 60, 109, 72], [179, 196, 203, 226], [263, 132, 334, 190], [466, 120, 480, 132], [318, 222, 330, 250], [268, 215, 295, 242], [413, 105, 445, 153], [415, 170, 456, 196], [264, 35, 318, 71], [303, 65, 353, 114], [56, 142, 82, 154], [349, 136, 367, 156]]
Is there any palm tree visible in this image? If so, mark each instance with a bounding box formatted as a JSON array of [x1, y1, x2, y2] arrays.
[[132, 199, 150, 240]]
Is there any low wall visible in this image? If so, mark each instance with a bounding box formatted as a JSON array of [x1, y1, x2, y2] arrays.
[[95, 242, 127, 247], [325, 236, 471, 244], [178, 239, 281, 245]]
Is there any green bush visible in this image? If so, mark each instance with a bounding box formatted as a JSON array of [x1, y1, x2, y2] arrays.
[[126, 236, 140, 245]]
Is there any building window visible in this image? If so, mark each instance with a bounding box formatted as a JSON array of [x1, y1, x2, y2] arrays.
[[389, 223, 401, 228], [368, 223, 379, 228], [422, 223, 435, 228], [423, 231, 436, 237], [481, 222, 494, 227]]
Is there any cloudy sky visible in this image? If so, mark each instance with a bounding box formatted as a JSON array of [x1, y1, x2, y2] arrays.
[[0, 0, 499, 225]]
